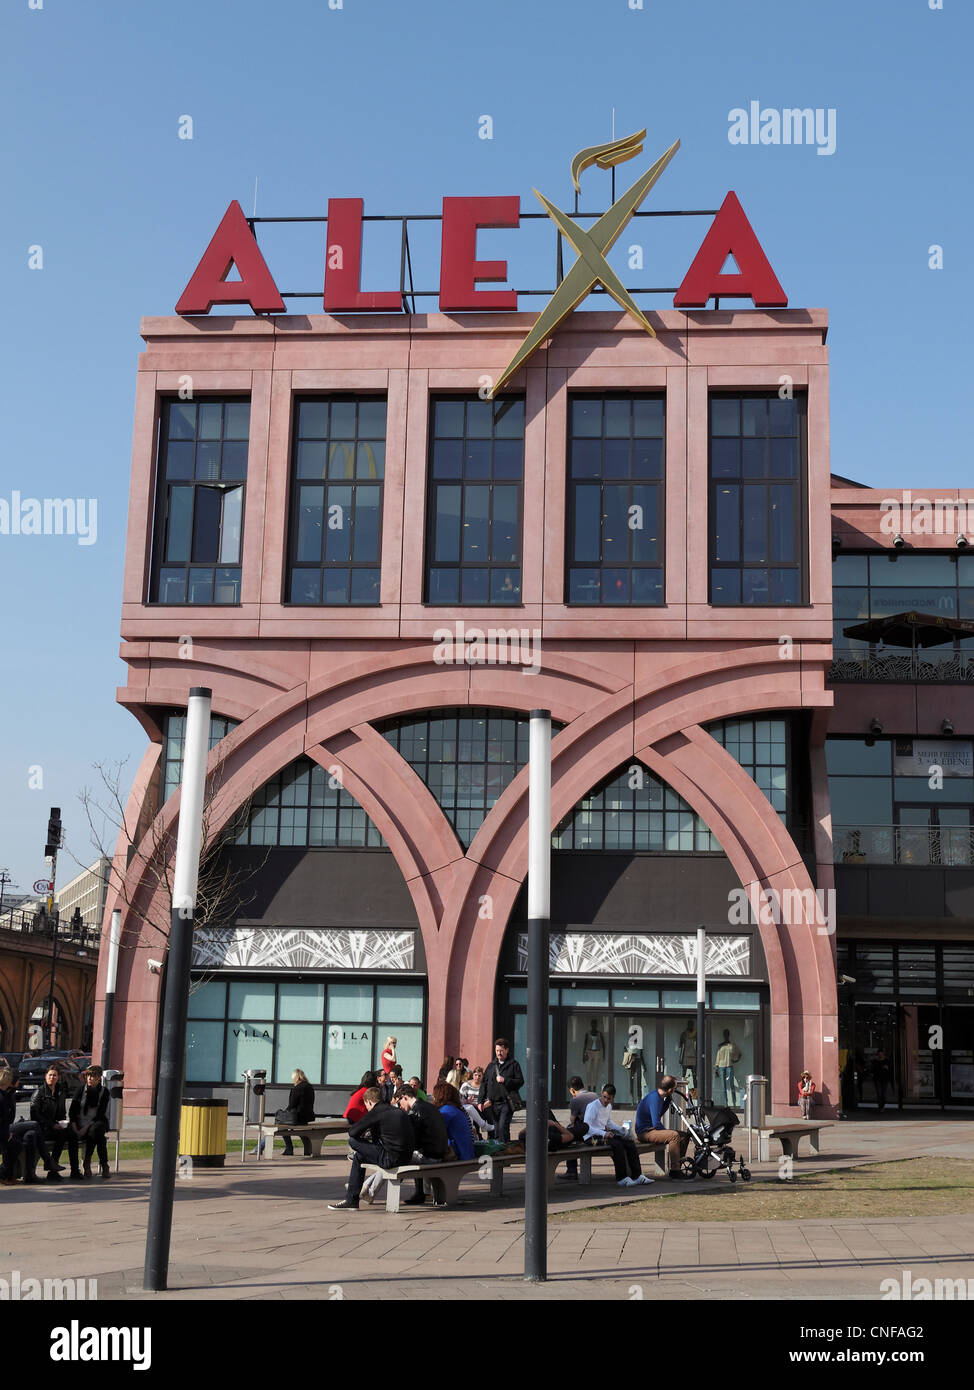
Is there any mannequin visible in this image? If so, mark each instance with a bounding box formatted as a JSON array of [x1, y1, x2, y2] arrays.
[[678, 1019, 697, 1090], [582, 1018, 606, 1092], [714, 1029, 742, 1105]]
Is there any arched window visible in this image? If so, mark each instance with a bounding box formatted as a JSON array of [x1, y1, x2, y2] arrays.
[[234, 757, 384, 848]]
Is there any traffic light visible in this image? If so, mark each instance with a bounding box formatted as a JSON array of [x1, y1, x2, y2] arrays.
[[44, 807, 62, 859]]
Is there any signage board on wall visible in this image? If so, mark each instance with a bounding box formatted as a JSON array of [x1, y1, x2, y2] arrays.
[[893, 739, 973, 778]]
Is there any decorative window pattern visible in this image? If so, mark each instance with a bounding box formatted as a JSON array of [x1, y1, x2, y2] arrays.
[[515, 932, 751, 977], [185, 978, 424, 1086], [378, 708, 552, 848], [710, 393, 806, 606], [161, 712, 239, 803], [287, 397, 386, 605], [425, 396, 525, 605], [192, 927, 415, 972], [152, 398, 250, 605], [235, 757, 384, 848], [566, 395, 664, 605]]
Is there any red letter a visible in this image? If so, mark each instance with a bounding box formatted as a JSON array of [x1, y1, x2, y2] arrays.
[[175, 201, 285, 315], [674, 192, 787, 308]]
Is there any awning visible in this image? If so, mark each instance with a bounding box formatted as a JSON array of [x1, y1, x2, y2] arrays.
[[842, 610, 974, 648]]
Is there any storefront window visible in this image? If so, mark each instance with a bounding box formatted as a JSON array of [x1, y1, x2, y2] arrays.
[[566, 1014, 610, 1091], [184, 977, 425, 1086], [710, 1016, 755, 1108]]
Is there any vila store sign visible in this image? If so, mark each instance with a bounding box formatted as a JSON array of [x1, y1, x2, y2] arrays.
[[176, 130, 787, 393]]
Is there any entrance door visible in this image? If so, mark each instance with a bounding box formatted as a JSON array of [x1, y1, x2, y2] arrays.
[[854, 1003, 898, 1108], [898, 1003, 942, 1106]]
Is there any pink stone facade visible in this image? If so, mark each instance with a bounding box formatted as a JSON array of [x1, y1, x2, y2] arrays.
[[98, 308, 838, 1116]]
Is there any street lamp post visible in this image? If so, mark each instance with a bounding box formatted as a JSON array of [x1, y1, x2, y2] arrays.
[[524, 709, 551, 1284], [144, 687, 212, 1292]]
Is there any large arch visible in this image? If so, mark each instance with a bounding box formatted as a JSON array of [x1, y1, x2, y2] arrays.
[[102, 636, 834, 1111]]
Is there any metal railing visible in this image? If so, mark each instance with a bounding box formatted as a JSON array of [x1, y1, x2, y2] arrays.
[[0, 907, 101, 949], [833, 824, 974, 866], [829, 648, 974, 684]]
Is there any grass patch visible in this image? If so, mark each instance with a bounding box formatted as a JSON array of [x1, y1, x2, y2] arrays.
[[551, 1158, 974, 1223], [114, 1137, 348, 1161]]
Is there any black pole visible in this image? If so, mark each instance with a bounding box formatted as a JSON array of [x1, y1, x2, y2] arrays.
[[524, 710, 551, 1283], [100, 992, 115, 1072], [46, 915, 60, 1049], [143, 907, 193, 1290]]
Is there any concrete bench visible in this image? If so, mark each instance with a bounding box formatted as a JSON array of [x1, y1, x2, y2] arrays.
[[746, 1120, 832, 1161], [253, 1117, 348, 1160], [484, 1140, 670, 1195], [363, 1158, 482, 1212]]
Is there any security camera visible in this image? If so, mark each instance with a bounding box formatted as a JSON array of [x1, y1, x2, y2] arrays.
[[838, 974, 856, 986], [942, 718, 954, 737], [147, 959, 163, 974], [869, 717, 883, 736], [892, 534, 906, 550], [831, 535, 842, 553], [958, 535, 969, 551]]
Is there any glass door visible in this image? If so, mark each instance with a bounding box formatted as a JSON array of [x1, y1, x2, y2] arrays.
[[854, 1003, 898, 1108], [898, 1003, 941, 1106]]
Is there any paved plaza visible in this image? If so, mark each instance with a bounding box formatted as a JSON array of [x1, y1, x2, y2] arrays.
[[2, 1117, 973, 1301]]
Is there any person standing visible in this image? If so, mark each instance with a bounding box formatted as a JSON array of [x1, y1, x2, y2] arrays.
[[68, 1065, 112, 1180], [328, 1086, 414, 1211], [582, 1019, 606, 1093], [797, 1070, 816, 1119], [634, 1075, 691, 1180], [477, 1038, 524, 1144], [380, 1037, 397, 1075], [582, 1084, 651, 1188], [871, 1051, 892, 1112]]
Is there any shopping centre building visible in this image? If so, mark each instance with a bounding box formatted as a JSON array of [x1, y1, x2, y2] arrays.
[[95, 146, 974, 1118]]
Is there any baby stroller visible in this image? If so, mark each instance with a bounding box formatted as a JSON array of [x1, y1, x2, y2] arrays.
[[676, 1091, 751, 1183]]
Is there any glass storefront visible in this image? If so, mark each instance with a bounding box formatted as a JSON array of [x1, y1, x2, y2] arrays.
[[186, 976, 425, 1086], [838, 942, 974, 1109], [504, 983, 764, 1107]]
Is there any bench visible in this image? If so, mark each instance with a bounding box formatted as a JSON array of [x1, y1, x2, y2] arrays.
[[362, 1158, 482, 1211], [745, 1120, 832, 1161], [250, 1117, 349, 1161]]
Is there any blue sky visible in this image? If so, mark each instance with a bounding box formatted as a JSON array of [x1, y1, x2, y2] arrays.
[[0, 0, 969, 894]]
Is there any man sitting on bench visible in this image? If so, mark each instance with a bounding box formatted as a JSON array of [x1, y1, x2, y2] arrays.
[[395, 1085, 450, 1206], [634, 1075, 691, 1180], [328, 1086, 414, 1212]]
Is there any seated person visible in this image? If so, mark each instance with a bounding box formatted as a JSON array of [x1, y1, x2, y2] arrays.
[[281, 1069, 316, 1157], [30, 1063, 78, 1180], [0, 1067, 24, 1185], [407, 1076, 430, 1102], [560, 1075, 599, 1181], [431, 1082, 475, 1161], [395, 1084, 450, 1206], [344, 1071, 379, 1124], [583, 1084, 652, 1187], [329, 1086, 415, 1211], [634, 1074, 691, 1179], [459, 1067, 494, 1134], [517, 1104, 575, 1152], [67, 1064, 112, 1180]]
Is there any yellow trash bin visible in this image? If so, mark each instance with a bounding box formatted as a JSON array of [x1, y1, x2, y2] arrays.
[[178, 1098, 228, 1168]]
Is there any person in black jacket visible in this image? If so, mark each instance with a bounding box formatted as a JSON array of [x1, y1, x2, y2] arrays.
[[68, 1065, 112, 1180], [281, 1069, 316, 1157], [328, 1086, 415, 1211], [30, 1064, 79, 1181], [0, 1067, 22, 1185], [395, 1084, 449, 1206], [477, 1038, 525, 1144]]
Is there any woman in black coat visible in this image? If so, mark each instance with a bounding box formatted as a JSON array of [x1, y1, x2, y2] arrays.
[[281, 1069, 316, 1156]]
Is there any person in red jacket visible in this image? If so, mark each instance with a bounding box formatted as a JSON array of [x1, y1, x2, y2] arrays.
[[797, 1070, 816, 1118], [344, 1071, 379, 1123]]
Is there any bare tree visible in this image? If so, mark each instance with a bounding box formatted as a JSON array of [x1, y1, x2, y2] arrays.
[[76, 757, 268, 956]]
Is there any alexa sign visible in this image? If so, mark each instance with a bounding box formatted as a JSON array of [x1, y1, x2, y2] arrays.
[[176, 130, 788, 391]]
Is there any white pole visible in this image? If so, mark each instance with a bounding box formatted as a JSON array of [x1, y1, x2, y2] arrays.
[[524, 709, 552, 1282], [172, 689, 211, 916], [697, 926, 707, 1105]]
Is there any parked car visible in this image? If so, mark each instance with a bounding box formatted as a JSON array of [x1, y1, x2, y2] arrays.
[[15, 1052, 90, 1102], [0, 1052, 26, 1073]]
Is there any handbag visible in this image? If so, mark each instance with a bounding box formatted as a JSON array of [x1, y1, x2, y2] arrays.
[[622, 1050, 634, 1068], [275, 1107, 301, 1124], [508, 1090, 525, 1114]]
